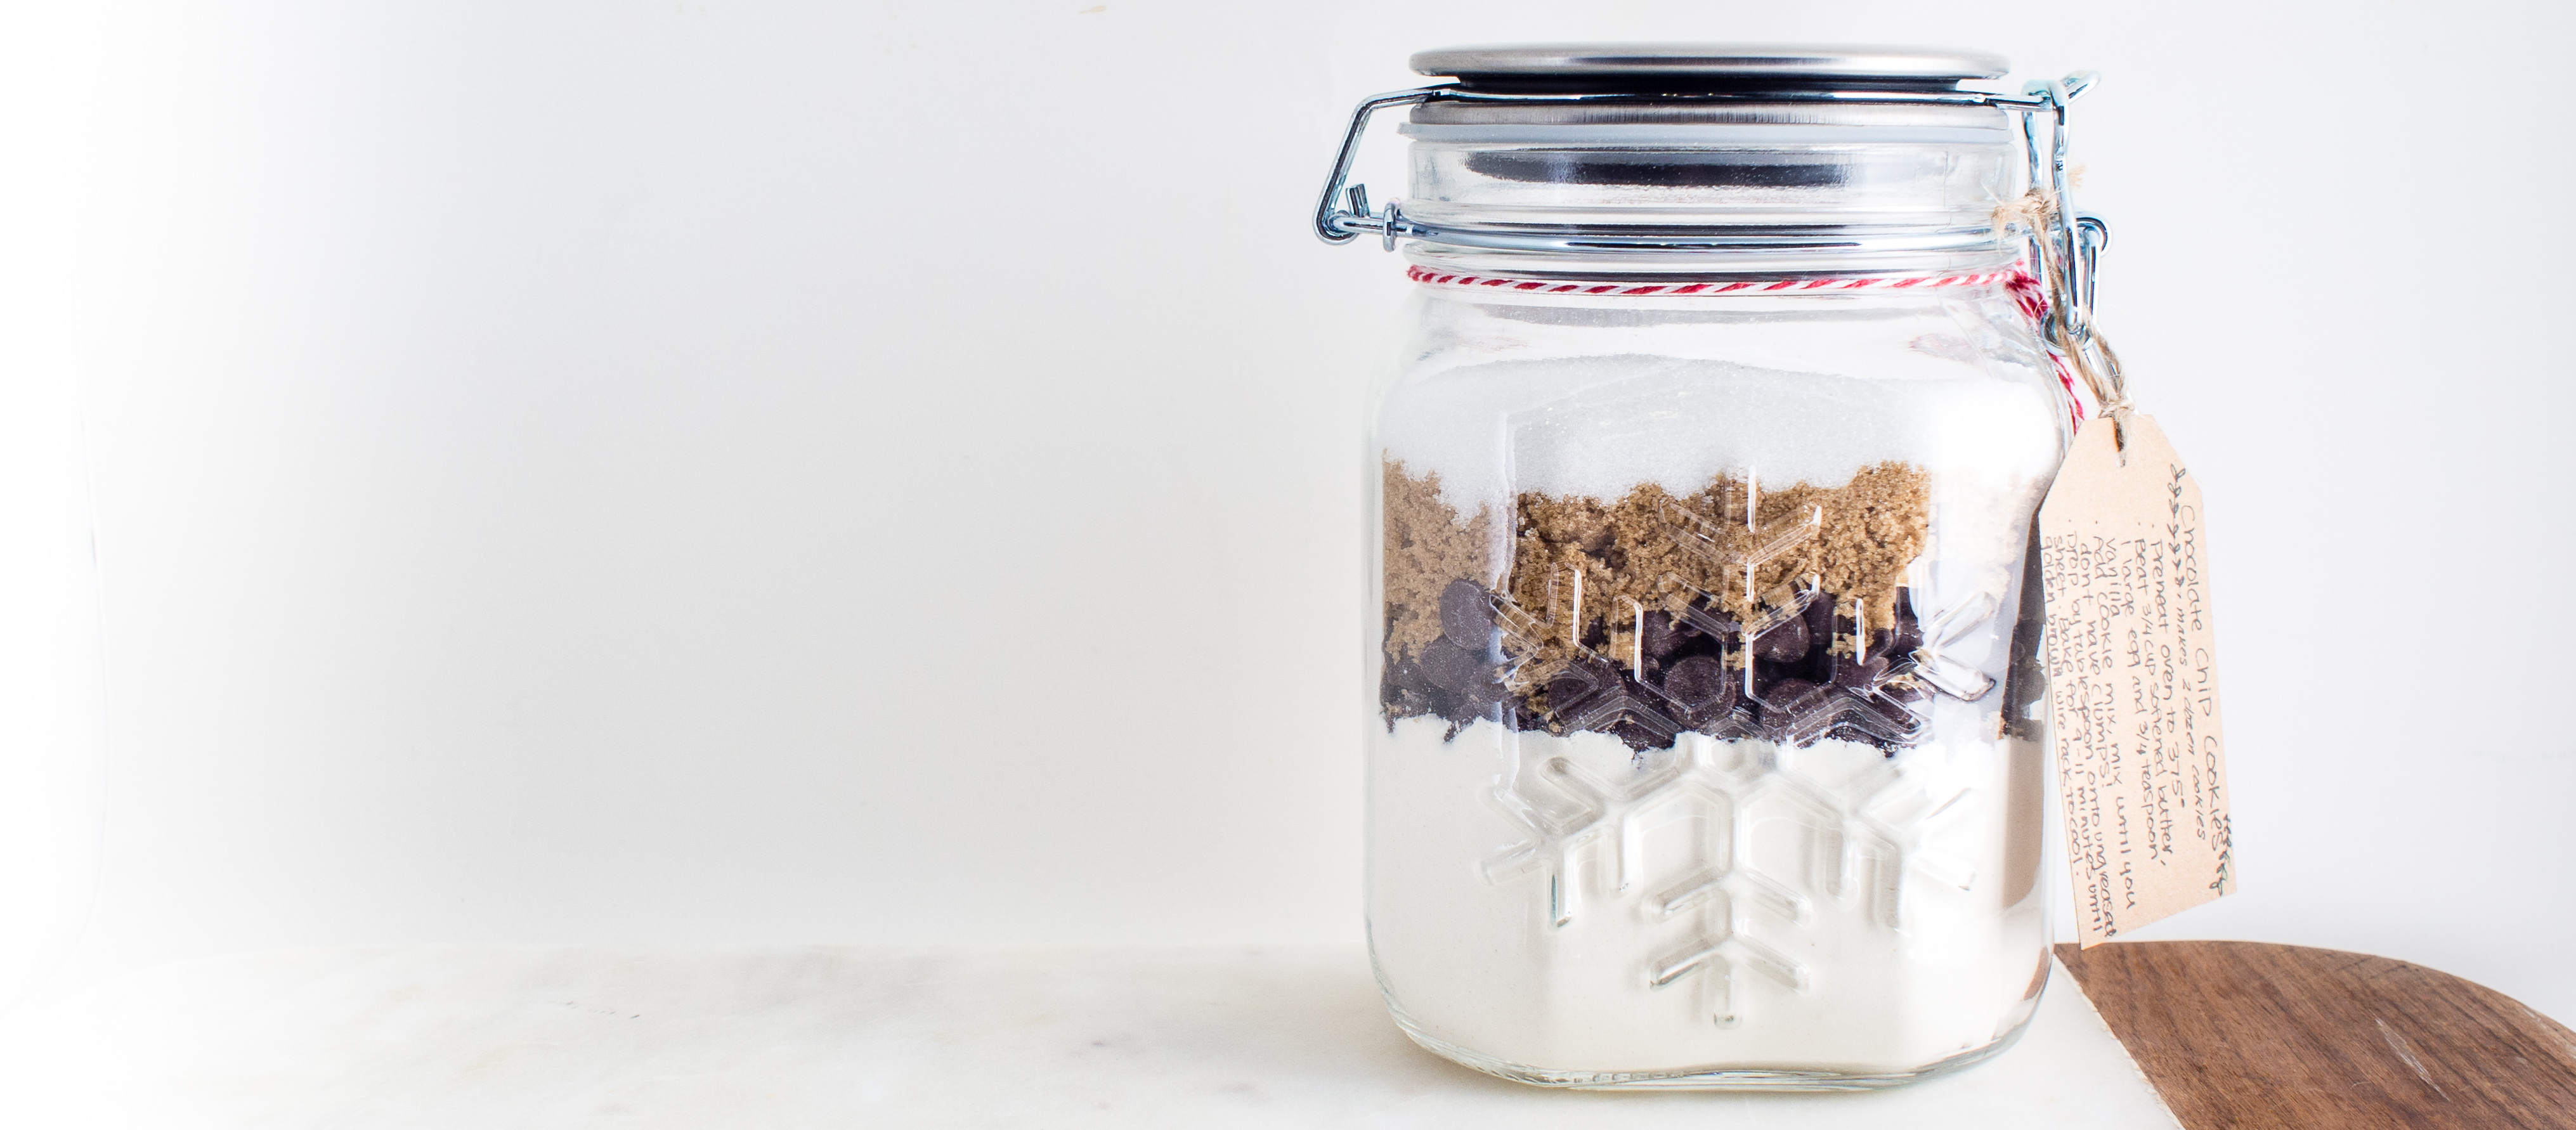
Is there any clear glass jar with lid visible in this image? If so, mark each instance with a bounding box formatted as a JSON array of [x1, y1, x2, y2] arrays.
[[1325, 44, 2111, 1088]]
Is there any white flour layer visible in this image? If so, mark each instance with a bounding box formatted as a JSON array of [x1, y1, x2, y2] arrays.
[[1377, 353, 2064, 509], [1367, 714, 2050, 1076]]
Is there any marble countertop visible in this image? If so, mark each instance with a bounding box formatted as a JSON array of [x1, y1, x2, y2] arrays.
[[0, 945, 2177, 1128]]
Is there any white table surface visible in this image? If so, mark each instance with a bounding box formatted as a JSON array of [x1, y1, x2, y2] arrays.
[[0, 945, 2178, 1128]]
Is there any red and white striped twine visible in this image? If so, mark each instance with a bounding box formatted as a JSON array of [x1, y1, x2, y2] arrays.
[[1405, 264, 2090, 427], [1403, 264, 2029, 296]]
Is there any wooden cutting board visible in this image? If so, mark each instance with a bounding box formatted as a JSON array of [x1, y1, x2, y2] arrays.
[[2056, 940, 2576, 1129]]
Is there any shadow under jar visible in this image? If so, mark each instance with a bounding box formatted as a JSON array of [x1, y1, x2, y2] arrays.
[[1345, 44, 2088, 1089]]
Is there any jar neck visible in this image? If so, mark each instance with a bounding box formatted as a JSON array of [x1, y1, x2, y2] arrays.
[[1397, 100, 2024, 278]]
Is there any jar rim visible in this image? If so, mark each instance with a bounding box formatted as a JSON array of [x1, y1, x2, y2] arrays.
[[1405, 98, 2011, 134], [1409, 42, 2010, 91]]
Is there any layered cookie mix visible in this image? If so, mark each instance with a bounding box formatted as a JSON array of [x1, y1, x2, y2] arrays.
[[1381, 457, 1942, 754]]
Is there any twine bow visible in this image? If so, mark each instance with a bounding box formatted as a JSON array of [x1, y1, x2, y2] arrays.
[[1995, 190, 2132, 443]]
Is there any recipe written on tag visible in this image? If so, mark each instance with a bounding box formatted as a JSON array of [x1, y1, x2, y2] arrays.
[[2038, 413, 2235, 947]]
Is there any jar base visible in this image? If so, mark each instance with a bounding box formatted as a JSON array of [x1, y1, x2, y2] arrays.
[[1389, 1009, 2038, 1091]]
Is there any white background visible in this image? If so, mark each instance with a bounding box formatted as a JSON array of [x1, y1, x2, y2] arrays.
[[4, 0, 2572, 1025]]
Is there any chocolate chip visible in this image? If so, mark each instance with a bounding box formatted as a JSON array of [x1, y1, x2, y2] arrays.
[[1753, 614, 1809, 664], [1833, 653, 1890, 692], [1545, 659, 1621, 717], [1438, 580, 1499, 654], [1545, 677, 1591, 712], [1436, 691, 1500, 726], [1879, 589, 1925, 659], [1417, 637, 1498, 697], [1804, 592, 1837, 642], [1760, 677, 1826, 711], [1662, 654, 1734, 709], [1638, 611, 1696, 662], [1382, 654, 1429, 704]]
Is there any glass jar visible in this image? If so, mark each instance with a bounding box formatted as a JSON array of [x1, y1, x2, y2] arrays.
[[1328, 45, 2103, 1088]]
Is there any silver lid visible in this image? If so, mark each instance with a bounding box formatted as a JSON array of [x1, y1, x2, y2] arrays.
[[1410, 43, 2008, 86], [1310, 45, 2100, 291]]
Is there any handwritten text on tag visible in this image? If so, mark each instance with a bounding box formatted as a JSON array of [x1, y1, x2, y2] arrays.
[[2038, 413, 2235, 947]]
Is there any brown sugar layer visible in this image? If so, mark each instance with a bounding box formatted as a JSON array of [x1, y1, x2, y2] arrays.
[[1382, 457, 1937, 753], [1381, 460, 1497, 663]]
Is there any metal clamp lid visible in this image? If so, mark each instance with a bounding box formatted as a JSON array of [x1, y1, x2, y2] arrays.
[[1311, 55, 2116, 389]]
